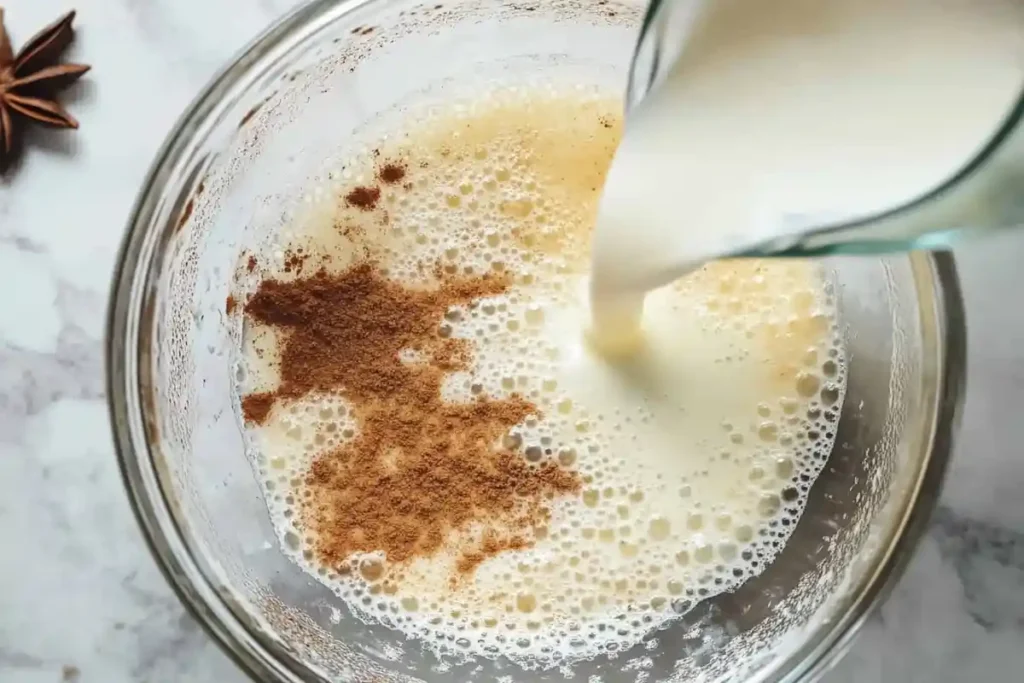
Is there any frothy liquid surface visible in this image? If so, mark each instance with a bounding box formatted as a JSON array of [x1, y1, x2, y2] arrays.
[[235, 88, 845, 665], [589, 0, 1024, 346]]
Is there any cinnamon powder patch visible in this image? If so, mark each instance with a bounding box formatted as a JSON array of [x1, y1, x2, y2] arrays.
[[242, 263, 580, 577], [242, 392, 275, 424], [345, 186, 381, 210], [378, 162, 407, 184]]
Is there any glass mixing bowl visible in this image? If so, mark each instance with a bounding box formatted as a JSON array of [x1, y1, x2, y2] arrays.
[[106, 0, 966, 681]]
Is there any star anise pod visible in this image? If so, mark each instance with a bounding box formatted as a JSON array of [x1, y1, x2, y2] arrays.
[[0, 8, 91, 172]]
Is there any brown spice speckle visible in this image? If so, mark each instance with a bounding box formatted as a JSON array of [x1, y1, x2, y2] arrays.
[[456, 533, 528, 579], [239, 99, 267, 128], [176, 199, 194, 232], [283, 248, 311, 274], [225, 294, 238, 315], [345, 186, 381, 210], [247, 254, 258, 273], [242, 392, 275, 424], [378, 162, 407, 184]]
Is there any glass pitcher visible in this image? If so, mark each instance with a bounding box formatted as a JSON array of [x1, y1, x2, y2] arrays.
[[629, 0, 1024, 259]]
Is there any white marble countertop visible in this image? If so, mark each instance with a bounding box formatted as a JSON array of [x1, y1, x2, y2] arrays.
[[0, 1, 1021, 681]]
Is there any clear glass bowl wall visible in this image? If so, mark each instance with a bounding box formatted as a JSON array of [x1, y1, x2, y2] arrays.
[[107, 0, 965, 681]]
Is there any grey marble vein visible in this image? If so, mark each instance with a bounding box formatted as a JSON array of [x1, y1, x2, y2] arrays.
[[931, 507, 1024, 631], [0, 278, 104, 444]]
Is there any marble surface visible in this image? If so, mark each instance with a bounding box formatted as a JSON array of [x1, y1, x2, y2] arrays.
[[0, 1, 1021, 681]]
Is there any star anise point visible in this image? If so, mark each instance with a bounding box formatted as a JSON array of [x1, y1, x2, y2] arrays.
[[0, 8, 90, 173]]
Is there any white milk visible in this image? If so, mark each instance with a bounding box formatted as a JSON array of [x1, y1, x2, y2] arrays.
[[590, 0, 1024, 351], [238, 88, 846, 666]]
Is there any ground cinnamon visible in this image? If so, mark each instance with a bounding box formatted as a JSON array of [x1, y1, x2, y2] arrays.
[[242, 263, 580, 580], [282, 247, 310, 274], [455, 532, 528, 577], [241, 391, 274, 424], [345, 186, 381, 210], [377, 161, 406, 184]]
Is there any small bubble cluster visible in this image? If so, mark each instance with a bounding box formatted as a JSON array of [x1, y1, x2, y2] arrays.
[[247, 393, 359, 530], [236, 86, 847, 667]]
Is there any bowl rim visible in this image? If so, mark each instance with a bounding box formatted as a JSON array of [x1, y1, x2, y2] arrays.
[[104, 0, 968, 680]]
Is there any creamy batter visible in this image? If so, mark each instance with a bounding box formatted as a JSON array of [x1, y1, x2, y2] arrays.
[[236, 87, 844, 665], [590, 0, 1024, 350]]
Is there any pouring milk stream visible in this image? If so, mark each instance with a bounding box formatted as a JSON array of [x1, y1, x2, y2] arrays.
[[589, 0, 1024, 354]]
